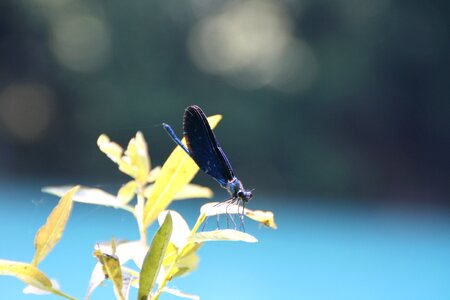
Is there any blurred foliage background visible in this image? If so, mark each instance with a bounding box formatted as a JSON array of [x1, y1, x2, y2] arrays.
[[0, 0, 448, 204]]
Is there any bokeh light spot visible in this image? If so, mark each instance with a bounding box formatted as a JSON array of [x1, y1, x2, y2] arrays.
[[189, 0, 290, 74], [188, 0, 317, 92], [0, 83, 56, 142], [50, 14, 111, 72]]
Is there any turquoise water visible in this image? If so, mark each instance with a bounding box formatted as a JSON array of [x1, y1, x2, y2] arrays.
[[1, 183, 450, 299]]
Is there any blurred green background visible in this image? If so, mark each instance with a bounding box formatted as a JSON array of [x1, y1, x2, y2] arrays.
[[0, 0, 448, 204]]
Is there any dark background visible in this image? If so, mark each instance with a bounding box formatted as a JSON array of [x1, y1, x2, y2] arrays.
[[0, 0, 448, 205]]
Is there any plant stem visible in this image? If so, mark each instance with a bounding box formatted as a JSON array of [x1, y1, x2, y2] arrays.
[[50, 288, 77, 300], [135, 187, 147, 246], [190, 213, 206, 235]]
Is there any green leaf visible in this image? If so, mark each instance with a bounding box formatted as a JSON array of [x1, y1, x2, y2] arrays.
[[93, 250, 124, 300], [188, 229, 258, 243], [143, 115, 222, 228], [86, 262, 141, 300], [158, 210, 190, 249], [138, 213, 173, 300], [32, 186, 78, 266]]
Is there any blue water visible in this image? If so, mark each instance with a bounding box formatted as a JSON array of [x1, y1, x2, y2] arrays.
[[1, 183, 450, 299]]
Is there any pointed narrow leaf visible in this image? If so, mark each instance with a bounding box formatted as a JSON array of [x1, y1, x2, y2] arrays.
[[158, 210, 190, 249], [159, 242, 202, 284], [96, 240, 147, 269], [93, 250, 124, 300], [23, 279, 60, 295], [245, 209, 277, 229], [97, 134, 134, 177], [43, 186, 133, 213], [147, 166, 161, 183], [143, 115, 222, 228], [173, 184, 213, 200], [32, 186, 78, 266], [143, 183, 213, 201], [168, 243, 201, 279], [97, 134, 124, 163], [188, 229, 258, 243], [160, 243, 178, 272], [138, 213, 173, 300], [124, 132, 150, 184], [0, 259, 52, 290]]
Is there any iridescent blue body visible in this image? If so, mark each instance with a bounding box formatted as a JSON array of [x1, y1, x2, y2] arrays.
[[162, 105, 253, 204]]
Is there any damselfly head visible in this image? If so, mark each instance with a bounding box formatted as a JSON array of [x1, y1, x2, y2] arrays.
[[238, 189, 253, 202]]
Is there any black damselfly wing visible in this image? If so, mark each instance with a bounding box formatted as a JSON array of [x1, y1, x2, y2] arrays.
[[183, 105, 235, 186]]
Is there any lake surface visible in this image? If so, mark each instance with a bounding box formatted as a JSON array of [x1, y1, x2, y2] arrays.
[[1, 182, 450, 299]]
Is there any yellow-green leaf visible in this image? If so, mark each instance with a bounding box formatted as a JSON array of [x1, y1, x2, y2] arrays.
[[97, 134, 123, 163], [245, 209, 278, 229], [0, 259, 52, 291], [93, 250, 124, 300], [188, 229, 258, 243], [97, 134, 134, 178], [147, 166, 161, 183], [86, 263, 140, 300], [138, 213, 173, 300], [23, 278, 59, 295], [160, 241, 201, 282], [143, 115, 222, 228], [32, 186, 78, 266], [173, 184, 213, 200], [117, 181, 137, 205], [96, 240, 147, 269], [169, 243, 201, 279], [144, 183, 212, 201], [124, 131, 150, 184], [161, 242, 178, 270], [43, 186, 133, 213]]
